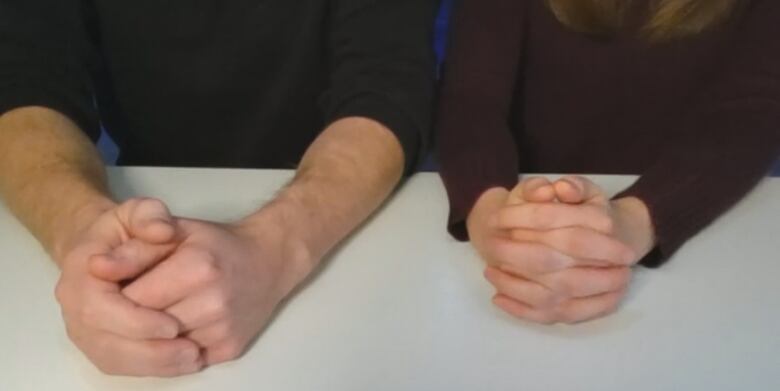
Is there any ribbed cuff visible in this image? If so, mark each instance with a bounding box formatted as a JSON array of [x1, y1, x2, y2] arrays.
[[614, 177, 695, 268], [439, 138, 519, 242]]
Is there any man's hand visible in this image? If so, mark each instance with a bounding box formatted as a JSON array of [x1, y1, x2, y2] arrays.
[[468, 176, 655, 324], [91, 205, 313, 366], [55, 198, 205, 376]]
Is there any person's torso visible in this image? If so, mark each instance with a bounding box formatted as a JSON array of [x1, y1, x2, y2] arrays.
[[515, 0, 737, 174], [87, 0, 329, 168]]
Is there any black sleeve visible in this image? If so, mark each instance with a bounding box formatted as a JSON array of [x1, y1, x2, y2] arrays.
[[0, 0, 99, 141], [320, 0, 438, 173]]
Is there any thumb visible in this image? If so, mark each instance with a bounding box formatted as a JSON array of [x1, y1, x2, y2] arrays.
[[553, 176, 608, 206], [89, 239, 177, 282], [118, 198, 177, 244], [507, 177, 557, 206]]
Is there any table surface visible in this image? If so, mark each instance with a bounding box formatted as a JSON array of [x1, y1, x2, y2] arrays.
[[1, 167, 778, 391]]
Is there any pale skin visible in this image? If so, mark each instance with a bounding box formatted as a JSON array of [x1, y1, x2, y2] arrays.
[[0, 106, 404, 376], [467, 176, 656, 324]]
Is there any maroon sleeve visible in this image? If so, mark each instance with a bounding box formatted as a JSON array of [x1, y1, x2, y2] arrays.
[[436, 0, 528, 241], [616, 0, 780, 267]]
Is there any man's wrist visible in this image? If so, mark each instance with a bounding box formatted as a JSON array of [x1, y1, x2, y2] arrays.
[[51, 196, 116, 262], [234, 191, 319, 295]]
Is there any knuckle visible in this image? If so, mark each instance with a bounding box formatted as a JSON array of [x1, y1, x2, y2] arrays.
[[596, 214, 615, 234], [551, 304, 577, 324], [536, 311, 560, 325], [194, 253, 221, 283], [538, 291, 560, 308], [213, 322, 233, 341], [78, 305, 99, 327], [94, 361, 120, 376], [221, 339, 245, 360], [207, 295, 230, 320], [63, 325, 80, 343], [557, 311, 579, 325]]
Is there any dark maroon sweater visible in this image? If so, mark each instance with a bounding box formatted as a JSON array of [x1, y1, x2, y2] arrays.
[[437, 0, 780, 267]]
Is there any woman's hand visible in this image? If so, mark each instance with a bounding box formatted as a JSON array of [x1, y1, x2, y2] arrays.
[[469, 176, 656, 324]]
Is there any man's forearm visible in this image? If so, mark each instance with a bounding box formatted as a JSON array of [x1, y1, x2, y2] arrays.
[[240, 117, 406, 276], [0, 107, 114, 261]]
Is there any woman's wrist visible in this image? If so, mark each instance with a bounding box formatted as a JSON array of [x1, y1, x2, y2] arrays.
[[611, 196, 656, 262], [466, 187, 510, 246]]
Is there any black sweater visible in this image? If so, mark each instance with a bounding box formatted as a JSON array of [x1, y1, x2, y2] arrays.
[[0, 0, 437, 170]]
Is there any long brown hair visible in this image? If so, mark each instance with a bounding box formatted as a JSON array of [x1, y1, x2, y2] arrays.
[[547, 0, 741, 40]]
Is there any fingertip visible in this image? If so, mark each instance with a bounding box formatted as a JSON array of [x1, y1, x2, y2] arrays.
[[523, 177, 555, 202], [554, 178, 584, 203], [127, 198, 177, 243], [141, 219, 177, 243], [156, 321, 181, 340], [88, 253, 123, 280], [531, 184, 556, 202]]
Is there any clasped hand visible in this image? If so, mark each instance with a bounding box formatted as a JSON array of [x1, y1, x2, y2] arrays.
[[468, 176, 655, 324], [55, 198, 308, 377]]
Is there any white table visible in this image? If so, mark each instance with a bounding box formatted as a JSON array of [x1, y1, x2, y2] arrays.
[[1, 167, 778, 390]]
